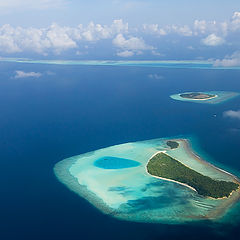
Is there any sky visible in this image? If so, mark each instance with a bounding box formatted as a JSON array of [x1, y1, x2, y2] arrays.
[[0, 0, 240, 65]]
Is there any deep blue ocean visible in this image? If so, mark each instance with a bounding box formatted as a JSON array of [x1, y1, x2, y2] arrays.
[[0, 62, 240, 240]]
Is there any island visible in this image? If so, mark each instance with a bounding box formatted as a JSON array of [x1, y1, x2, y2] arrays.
[[147, 152, 239, 199], [179, 92, 217, 100], [54, 137, 240, 224], [170, 91, 240, 104], [166, 140, 179, 149]]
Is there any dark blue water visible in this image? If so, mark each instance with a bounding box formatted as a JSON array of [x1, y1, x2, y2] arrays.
[[0, 62, 240, 240], [94, 157, 140, 169]]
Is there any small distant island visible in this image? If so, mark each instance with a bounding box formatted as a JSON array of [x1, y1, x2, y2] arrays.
[[179, 92, 217, 100], [147, 152, 239, 199], [170, 91, 239, 104], [166, 140, 179, 149]]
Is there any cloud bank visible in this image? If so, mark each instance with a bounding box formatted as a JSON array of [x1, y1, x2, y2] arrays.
[[0, 12, 239, 57], [142, 11, 240, 37], [0, 20, 129, 55]]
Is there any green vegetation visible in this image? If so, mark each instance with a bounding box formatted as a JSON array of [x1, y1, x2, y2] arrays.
[[166, 140, 179, 149], [180, 92, 216, 100], [147, 153, 239, 198]]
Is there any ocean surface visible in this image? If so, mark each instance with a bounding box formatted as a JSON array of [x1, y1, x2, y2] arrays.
[[0, 61, 240, 240]]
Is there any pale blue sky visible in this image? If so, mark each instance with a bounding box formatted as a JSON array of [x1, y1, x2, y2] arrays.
[[0, 0, 239, 27]]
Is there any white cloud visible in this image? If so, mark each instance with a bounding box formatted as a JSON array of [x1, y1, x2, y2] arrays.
[[143, 23, 192, 36], [113, 34, 153, 50], [194, 20, 207, 34], [81, 22, 110, 41], [111, 19, 129, 33], [214, 51, 240, 67], [0, 25, 22, 53], [80, 19, 128, 42], [113, 34, 153, 56], [148, 74, 164, 80], [143, 12, 240, 39], [46, 23, 77, 54], [117, 50, 134, 57], [202, 34, 225, 46], [143, 24, 158, 33], [0, 24, 77, 54], [172, 25, 193, 36], [220, 22, 228, 36], [193, 12, 240, 36], [231, 11, 240, 31], [142, 24, 166, 36], [14, 70, 42, 79], [0, 19, 129, 55], [194, 20, 220, 35], [223, 110, 240, 120]]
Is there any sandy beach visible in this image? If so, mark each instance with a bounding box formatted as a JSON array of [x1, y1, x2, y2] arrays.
[[145, 139, 240, 220], [176, 139, 240, 218], [178, 138, 240, 219], [180, 138, 240, 183]]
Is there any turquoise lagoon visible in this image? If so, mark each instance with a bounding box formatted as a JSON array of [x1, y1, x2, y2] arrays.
[[2, 58, 240, 70], [54, 138, 240, 224], [94, 157, 141, 169], [170, 91, 240, 104]]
